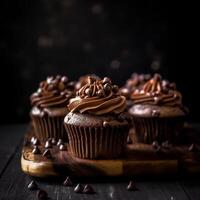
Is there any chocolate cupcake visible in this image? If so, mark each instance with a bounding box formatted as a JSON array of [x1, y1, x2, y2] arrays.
[[129, 74, 188, 144], [120, 73, 151, 109], [64, 76, 130, 159], [30, 75, 75, 142]]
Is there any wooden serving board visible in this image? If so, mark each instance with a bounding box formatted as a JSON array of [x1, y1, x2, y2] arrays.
[[21, 125, 200, 178]]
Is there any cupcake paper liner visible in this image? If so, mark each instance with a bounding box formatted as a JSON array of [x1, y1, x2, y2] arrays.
[[31, 115, 67, 142], [64, 124, 129, 159], [132, 117, 184, 144]]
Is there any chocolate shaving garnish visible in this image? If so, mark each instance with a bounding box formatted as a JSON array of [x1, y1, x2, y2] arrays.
[[83, 184, 95, 194], [74, 184, 84, 193], [63, 176, 73, 186], [28, 180, 38, 190], [127, 181, 138, 191], [42, 149, 52, 159]]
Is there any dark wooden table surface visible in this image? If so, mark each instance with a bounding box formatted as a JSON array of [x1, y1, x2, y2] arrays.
[[0, 124, 200, 200]]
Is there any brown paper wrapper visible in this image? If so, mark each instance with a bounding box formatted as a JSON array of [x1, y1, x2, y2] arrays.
[[31, 115, 67, 142], [64, 124, 129, 159], [132, 117, 184, 144]]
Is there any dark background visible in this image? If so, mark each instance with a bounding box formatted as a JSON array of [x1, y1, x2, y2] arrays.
[[0, 0, 197, 124]]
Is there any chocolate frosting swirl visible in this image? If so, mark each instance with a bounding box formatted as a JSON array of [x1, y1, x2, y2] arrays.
[[131, 74, 182, 106], [31, 75, 75, 108], [68, 76, 126, 115]]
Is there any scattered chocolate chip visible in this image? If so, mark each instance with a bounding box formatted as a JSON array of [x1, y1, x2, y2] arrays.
[[45, 141, 52, 149], [83, 184, 95, 194], [152, 110, 160, 117], [28, 180, 38, 190], [152, 141, 159, 149], [59, 144, 67, 151], [37, 189, 48, 200], [188, 144, 198, 152], [162, 141, 170, 149], [103, 83, 111, 92], [51, 138, 57, 145], [74, 184, 84, 193], [153, 97, 160, 104], [63, 176, 73, 186], [32, 146, 41, 154], [127, 136, 132, 144], [57, 139, 63, 146], [103, 77, 111, 84], [103, 121, 109, 127], [43, 149, 52, 159], [112, 85, 119, 93], [48, 84, 55, 91], [127, 181, 138, 191], [33, 138, 40, 146]]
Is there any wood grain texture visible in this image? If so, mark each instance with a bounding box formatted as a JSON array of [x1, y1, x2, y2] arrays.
[[2, 124, 200, 200]]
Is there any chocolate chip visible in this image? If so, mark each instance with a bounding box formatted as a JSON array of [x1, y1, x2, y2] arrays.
[[188, 144, 198, 152], [63, 176, 73, 186], [28, 180, 38, 190], [103, 77, 111, 84], [96, 90, 103, 97], [51, 138, 57, 145], [127, 136, 132, 144], [74, 184, 84, 193], [45, 141, 52, 149], [37, 189, 48, 200], [103, 121, 109, 127], [103, 83, 111, 92], [83, 184, 95, 194], [127, 181, 138, 191], [61, 76, 68, 83], [154, 97, 160, 104], [152, 110, 160, 117], [43, 149, 52, 159], [32, 146, 41, 154], [59, 144, 67, 151], [112, 85, 119, 93], [33, 138, 40, 146], [85, 88, 92, 96], [48, 84, 55, 91], [31, 137, 35, 144], [57, 139, 63, 146], [152, 141, 159, 149]]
